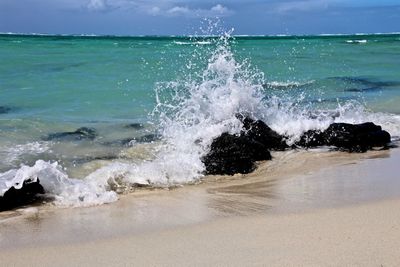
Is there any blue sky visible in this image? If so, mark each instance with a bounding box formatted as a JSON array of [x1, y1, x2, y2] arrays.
[[0, 0, 399, 35]]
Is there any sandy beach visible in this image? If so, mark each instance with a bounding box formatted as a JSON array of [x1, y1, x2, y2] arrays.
[[2, 198, 400, 266], [1, 148, 400, 266], [1, 4, 400, 266]]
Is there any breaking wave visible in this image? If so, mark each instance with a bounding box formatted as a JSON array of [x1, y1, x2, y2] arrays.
[[1, 32, 400, 208], [346, 39, 367, 44]]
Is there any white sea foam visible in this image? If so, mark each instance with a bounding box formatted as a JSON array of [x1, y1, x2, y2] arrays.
[[0, 160, 117, 206], [3, 141, 51, 164], [173, 41, 190, 45], [174, 41, 212, 45], [266, 99, 400, 144], [0, 35, 264, 206], [91, 36, 268, 187], [346, 39, 367, 44], [2, 32, 400, 208], [88, 41, 400, 189]]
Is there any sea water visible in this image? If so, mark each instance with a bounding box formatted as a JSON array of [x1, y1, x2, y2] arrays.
[[1, 32, 400, 207]]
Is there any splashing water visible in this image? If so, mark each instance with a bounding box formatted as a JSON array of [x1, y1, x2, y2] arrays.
[[0, 33, 268, 206], [0, 160, 117, 206], [89, 34, 269, 187], [1, 32, 400, 208]]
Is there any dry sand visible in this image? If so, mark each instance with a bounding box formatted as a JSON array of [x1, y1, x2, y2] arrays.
[[1, 148, 400, 266], [1, 198, 400, 266]]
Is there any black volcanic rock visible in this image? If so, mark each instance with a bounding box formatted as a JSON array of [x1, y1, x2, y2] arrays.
[[0, 179, 45, 211], [296, 129, 325, 147], [203, 116, 392, 176], [202, 133, 271, 175], [324, 122, 391, 151], [43, 127, 97, 141], [239, 115, 288, 151], [297, 122, 391, 152]]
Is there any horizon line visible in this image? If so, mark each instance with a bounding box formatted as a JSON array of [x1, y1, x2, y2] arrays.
[[1, 31, 400, 38]]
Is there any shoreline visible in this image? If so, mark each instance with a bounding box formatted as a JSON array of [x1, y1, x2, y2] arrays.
[[1, 148, 400, 265]]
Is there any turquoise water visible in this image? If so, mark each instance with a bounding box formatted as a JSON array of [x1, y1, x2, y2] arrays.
[[1, 33, 400, 206], [2, 34, 400, 123]]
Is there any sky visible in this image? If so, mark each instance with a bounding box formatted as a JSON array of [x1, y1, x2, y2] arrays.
[[0, 0, 399, 35]]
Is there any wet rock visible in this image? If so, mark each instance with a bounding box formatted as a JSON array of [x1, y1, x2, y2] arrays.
[[124, 123, 145, 129], [239, 115, 288, 151], [103, 133, 161, 146], [0, 179, 45, 211], [203, 116, 286, 175], [324, 122, 391, 151], [296, 129, 326, 147], [44, 127, 97, 141], [202, 132, 271, 175], [297, 122, 391, 152], [204, 116, 392, 176]]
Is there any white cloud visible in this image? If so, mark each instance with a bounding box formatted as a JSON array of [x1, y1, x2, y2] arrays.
[[208, 4, 234, 16], [148, 6, 161, 16], [167, 6, 191, 16], [163, 4, 233, 18], [211, 4, 229, 13], [87, 0, 109, 11], [272, 0, 330, 14], [80, 0, 234, 17], [84, 0, 140, 12]]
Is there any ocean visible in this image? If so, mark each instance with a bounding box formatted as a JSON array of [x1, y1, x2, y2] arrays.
[[1, 33, 400, 207]]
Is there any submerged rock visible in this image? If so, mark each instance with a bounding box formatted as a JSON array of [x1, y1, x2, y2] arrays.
[[344, 87, 380, 92], [103, 133, 161, 146], [124, 123, 145, 129], [71, 155, 119, 165], [130, 134, 160, 143], [0, 179, 45, 211], [329, 76, 400, 88], [328, 76, 400, 93], [0, 106, 11, 114], [44, 127, 97, 141]]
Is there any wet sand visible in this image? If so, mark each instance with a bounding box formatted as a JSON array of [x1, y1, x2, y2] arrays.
[[1, 148, 400, 265]]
